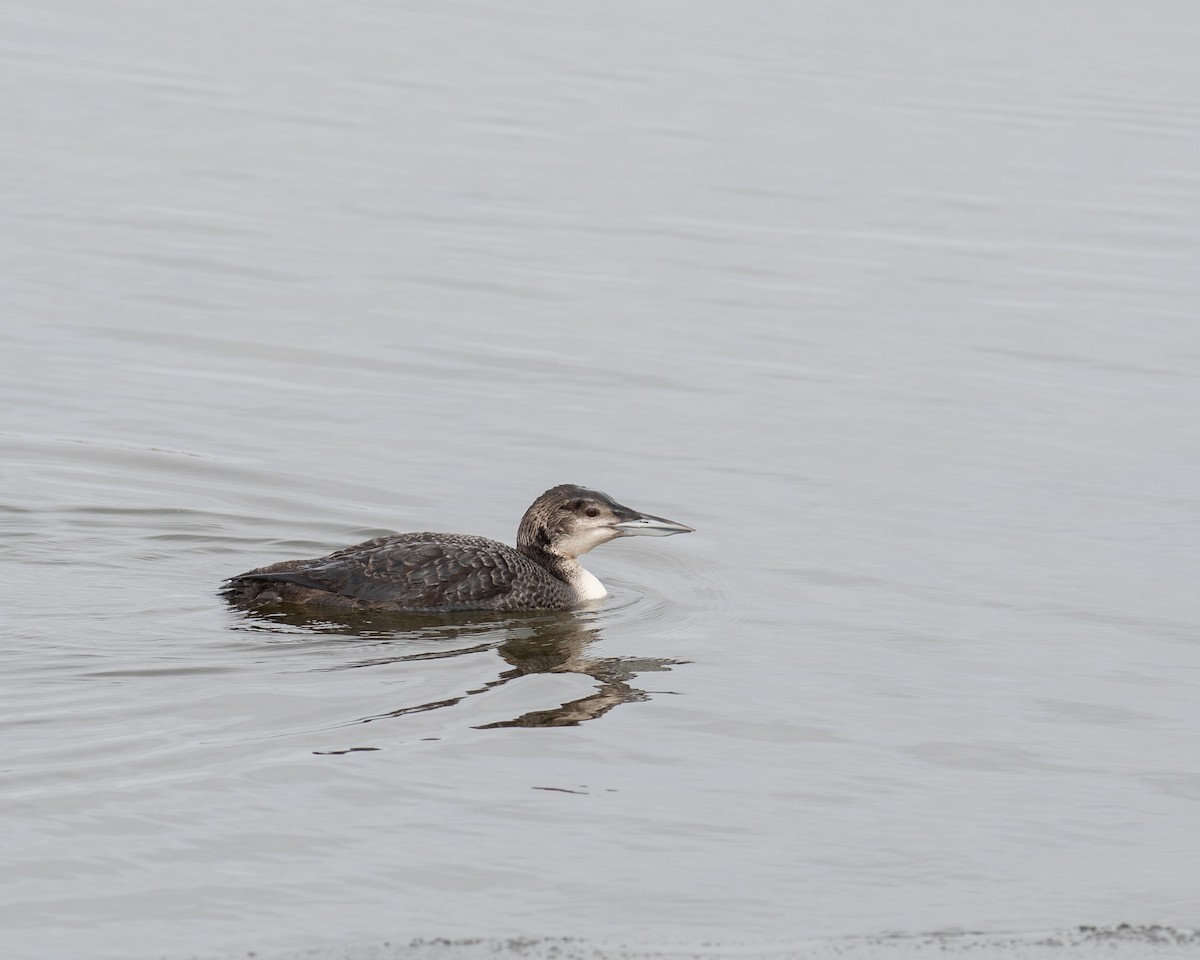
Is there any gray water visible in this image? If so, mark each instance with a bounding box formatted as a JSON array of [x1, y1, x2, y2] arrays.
[[3, 2, 1200, 959]]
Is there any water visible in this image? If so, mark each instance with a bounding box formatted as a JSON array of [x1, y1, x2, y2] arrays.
[[3, 2, 1200, 958]]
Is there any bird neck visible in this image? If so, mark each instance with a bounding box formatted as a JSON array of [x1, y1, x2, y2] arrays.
[[518, 542, 606, 600], [518, 540, 574, 581]]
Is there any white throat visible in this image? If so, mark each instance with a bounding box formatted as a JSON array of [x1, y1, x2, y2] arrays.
[[569, 564, 607, 601]]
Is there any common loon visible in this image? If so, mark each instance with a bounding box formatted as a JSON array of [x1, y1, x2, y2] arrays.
[[223, 484, 694, 612]]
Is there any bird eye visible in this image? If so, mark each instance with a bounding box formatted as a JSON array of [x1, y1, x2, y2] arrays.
[[585, 506, 600, 518]]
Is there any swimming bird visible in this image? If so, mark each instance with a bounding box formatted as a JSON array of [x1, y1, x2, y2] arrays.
[[223, 484, 694, 612]]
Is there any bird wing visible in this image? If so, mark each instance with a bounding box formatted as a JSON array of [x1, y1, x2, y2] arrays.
[[234, 535, 525, 608]]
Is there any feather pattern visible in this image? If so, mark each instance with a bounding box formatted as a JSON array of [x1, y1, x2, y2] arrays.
[[226, 533, 575, 612]]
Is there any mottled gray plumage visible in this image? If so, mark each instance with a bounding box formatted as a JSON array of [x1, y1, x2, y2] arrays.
[[223, 483, 693, 613]]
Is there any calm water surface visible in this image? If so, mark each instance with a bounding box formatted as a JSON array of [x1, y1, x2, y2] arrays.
[[3, 2, 1200, 959]]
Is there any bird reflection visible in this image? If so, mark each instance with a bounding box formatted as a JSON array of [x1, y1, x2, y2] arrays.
[[477, 620, 685, 728], [228, 602, 687, 729]]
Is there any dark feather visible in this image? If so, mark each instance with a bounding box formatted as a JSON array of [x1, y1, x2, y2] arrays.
[[226, 533, 572, 612]]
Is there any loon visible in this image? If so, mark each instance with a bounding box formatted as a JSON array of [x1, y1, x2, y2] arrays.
[[223, 483, 694, 612]]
